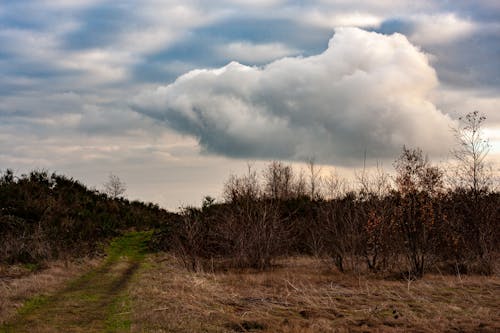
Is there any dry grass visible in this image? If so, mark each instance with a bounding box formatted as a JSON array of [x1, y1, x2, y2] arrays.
[[0, 258, 101, 324], [130, 254, 500, 332]]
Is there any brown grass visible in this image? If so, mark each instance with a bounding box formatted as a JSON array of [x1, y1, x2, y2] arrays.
[[130, 254, 500, 332], [0, 258, 101, 324]]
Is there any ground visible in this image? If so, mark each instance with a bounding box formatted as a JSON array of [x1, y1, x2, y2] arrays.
[[0, 232, 150, 333], [1, 235, 499, 332], [130, 255, 500, 333]]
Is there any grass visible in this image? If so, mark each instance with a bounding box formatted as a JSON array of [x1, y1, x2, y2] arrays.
[[106, 294, 132, 332], [16, 295, 50, 316], [0, 231, 151, 333], [107, 231, 152, 262], [130, 254, 500, 332], [0, 258, 101, 324]]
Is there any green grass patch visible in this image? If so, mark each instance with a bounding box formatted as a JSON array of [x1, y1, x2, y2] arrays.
[[16, 295, 50, 316], [74, 292, 100, 302], [22, 263, 41, 272], [107, 231, 153, 262], [105, 294, 132, 332]]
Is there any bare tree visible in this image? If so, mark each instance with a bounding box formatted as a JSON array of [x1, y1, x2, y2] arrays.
[[324, 170, 346, 200], [307, 157, 322, 199], [452, 111, 491, 196], [263, 161, 293, 200], [103, 173, 126, 198], [293, 168, 307, 198], [356, 163, 392, 199], [451, 111, 496, 273]]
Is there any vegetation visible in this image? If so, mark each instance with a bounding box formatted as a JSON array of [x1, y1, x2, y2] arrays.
[[130, 254, 500, 332], [157, 112, 498, 278], [0, 170, 176, 265], [157, 160, 498, 277]]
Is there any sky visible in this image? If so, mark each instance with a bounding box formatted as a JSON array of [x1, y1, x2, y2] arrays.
[[1, 0, 499, 209]]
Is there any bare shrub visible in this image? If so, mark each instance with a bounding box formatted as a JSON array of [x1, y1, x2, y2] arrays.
[[171, 200, 288, 271], [218, 200, 287, 269], [155, 154, 498, 278], [173, 169, 287, 271], [223, 164, 260, 203], [318, 195, 362, 272], [170, 207, 218, 271]]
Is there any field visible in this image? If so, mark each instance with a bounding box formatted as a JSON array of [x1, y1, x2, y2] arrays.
[[131, 254, 500, 332], [2, 236, 499, 332]]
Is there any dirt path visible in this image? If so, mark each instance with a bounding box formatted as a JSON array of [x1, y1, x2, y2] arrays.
[[1, 232, 151, 333]]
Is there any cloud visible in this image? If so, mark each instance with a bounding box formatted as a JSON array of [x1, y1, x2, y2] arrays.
[[132, 28, 454, 166], [223, 0, 286, 7], [302, 11, 383, 29], [219, 41, 299, 63], [409, 14, 476, 45]]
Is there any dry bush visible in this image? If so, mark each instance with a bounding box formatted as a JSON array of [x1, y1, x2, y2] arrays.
[[0, 217, 51, 264], [317, 196, 362, 273], [392, 147, 445, 278], [171, 199, 288, 271], [163, 154, 499, 277], [219, 200, 288, 270], [440, 190, 500, 274], [170, 166, 293, 271]]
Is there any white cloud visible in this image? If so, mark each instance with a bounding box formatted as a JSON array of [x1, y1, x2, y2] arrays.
[[225, 0, 285, 6], [116, 3, 219, 55], [303, 11, 383, 29], [39, 0, 104, 9], [60, 49, 137, 83], [409, 14, 476, 45], [132, 28, 455, 165], [219, 42, 299, 63], [435, 87, 500, 124], [0, 28, 60, 59]]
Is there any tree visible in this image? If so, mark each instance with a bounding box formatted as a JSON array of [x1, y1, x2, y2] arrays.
[[307, 157, 322, 199], [452, 111, 491, 196], [393, 146, 443, 277], [103, 173, 126, 198], [393, 148, 443, 198], [451, 111, 496, 273], [263, 161, 293, 200]]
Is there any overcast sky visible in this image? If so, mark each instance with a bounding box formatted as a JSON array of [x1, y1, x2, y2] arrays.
[[1, 0, 499, 209]]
